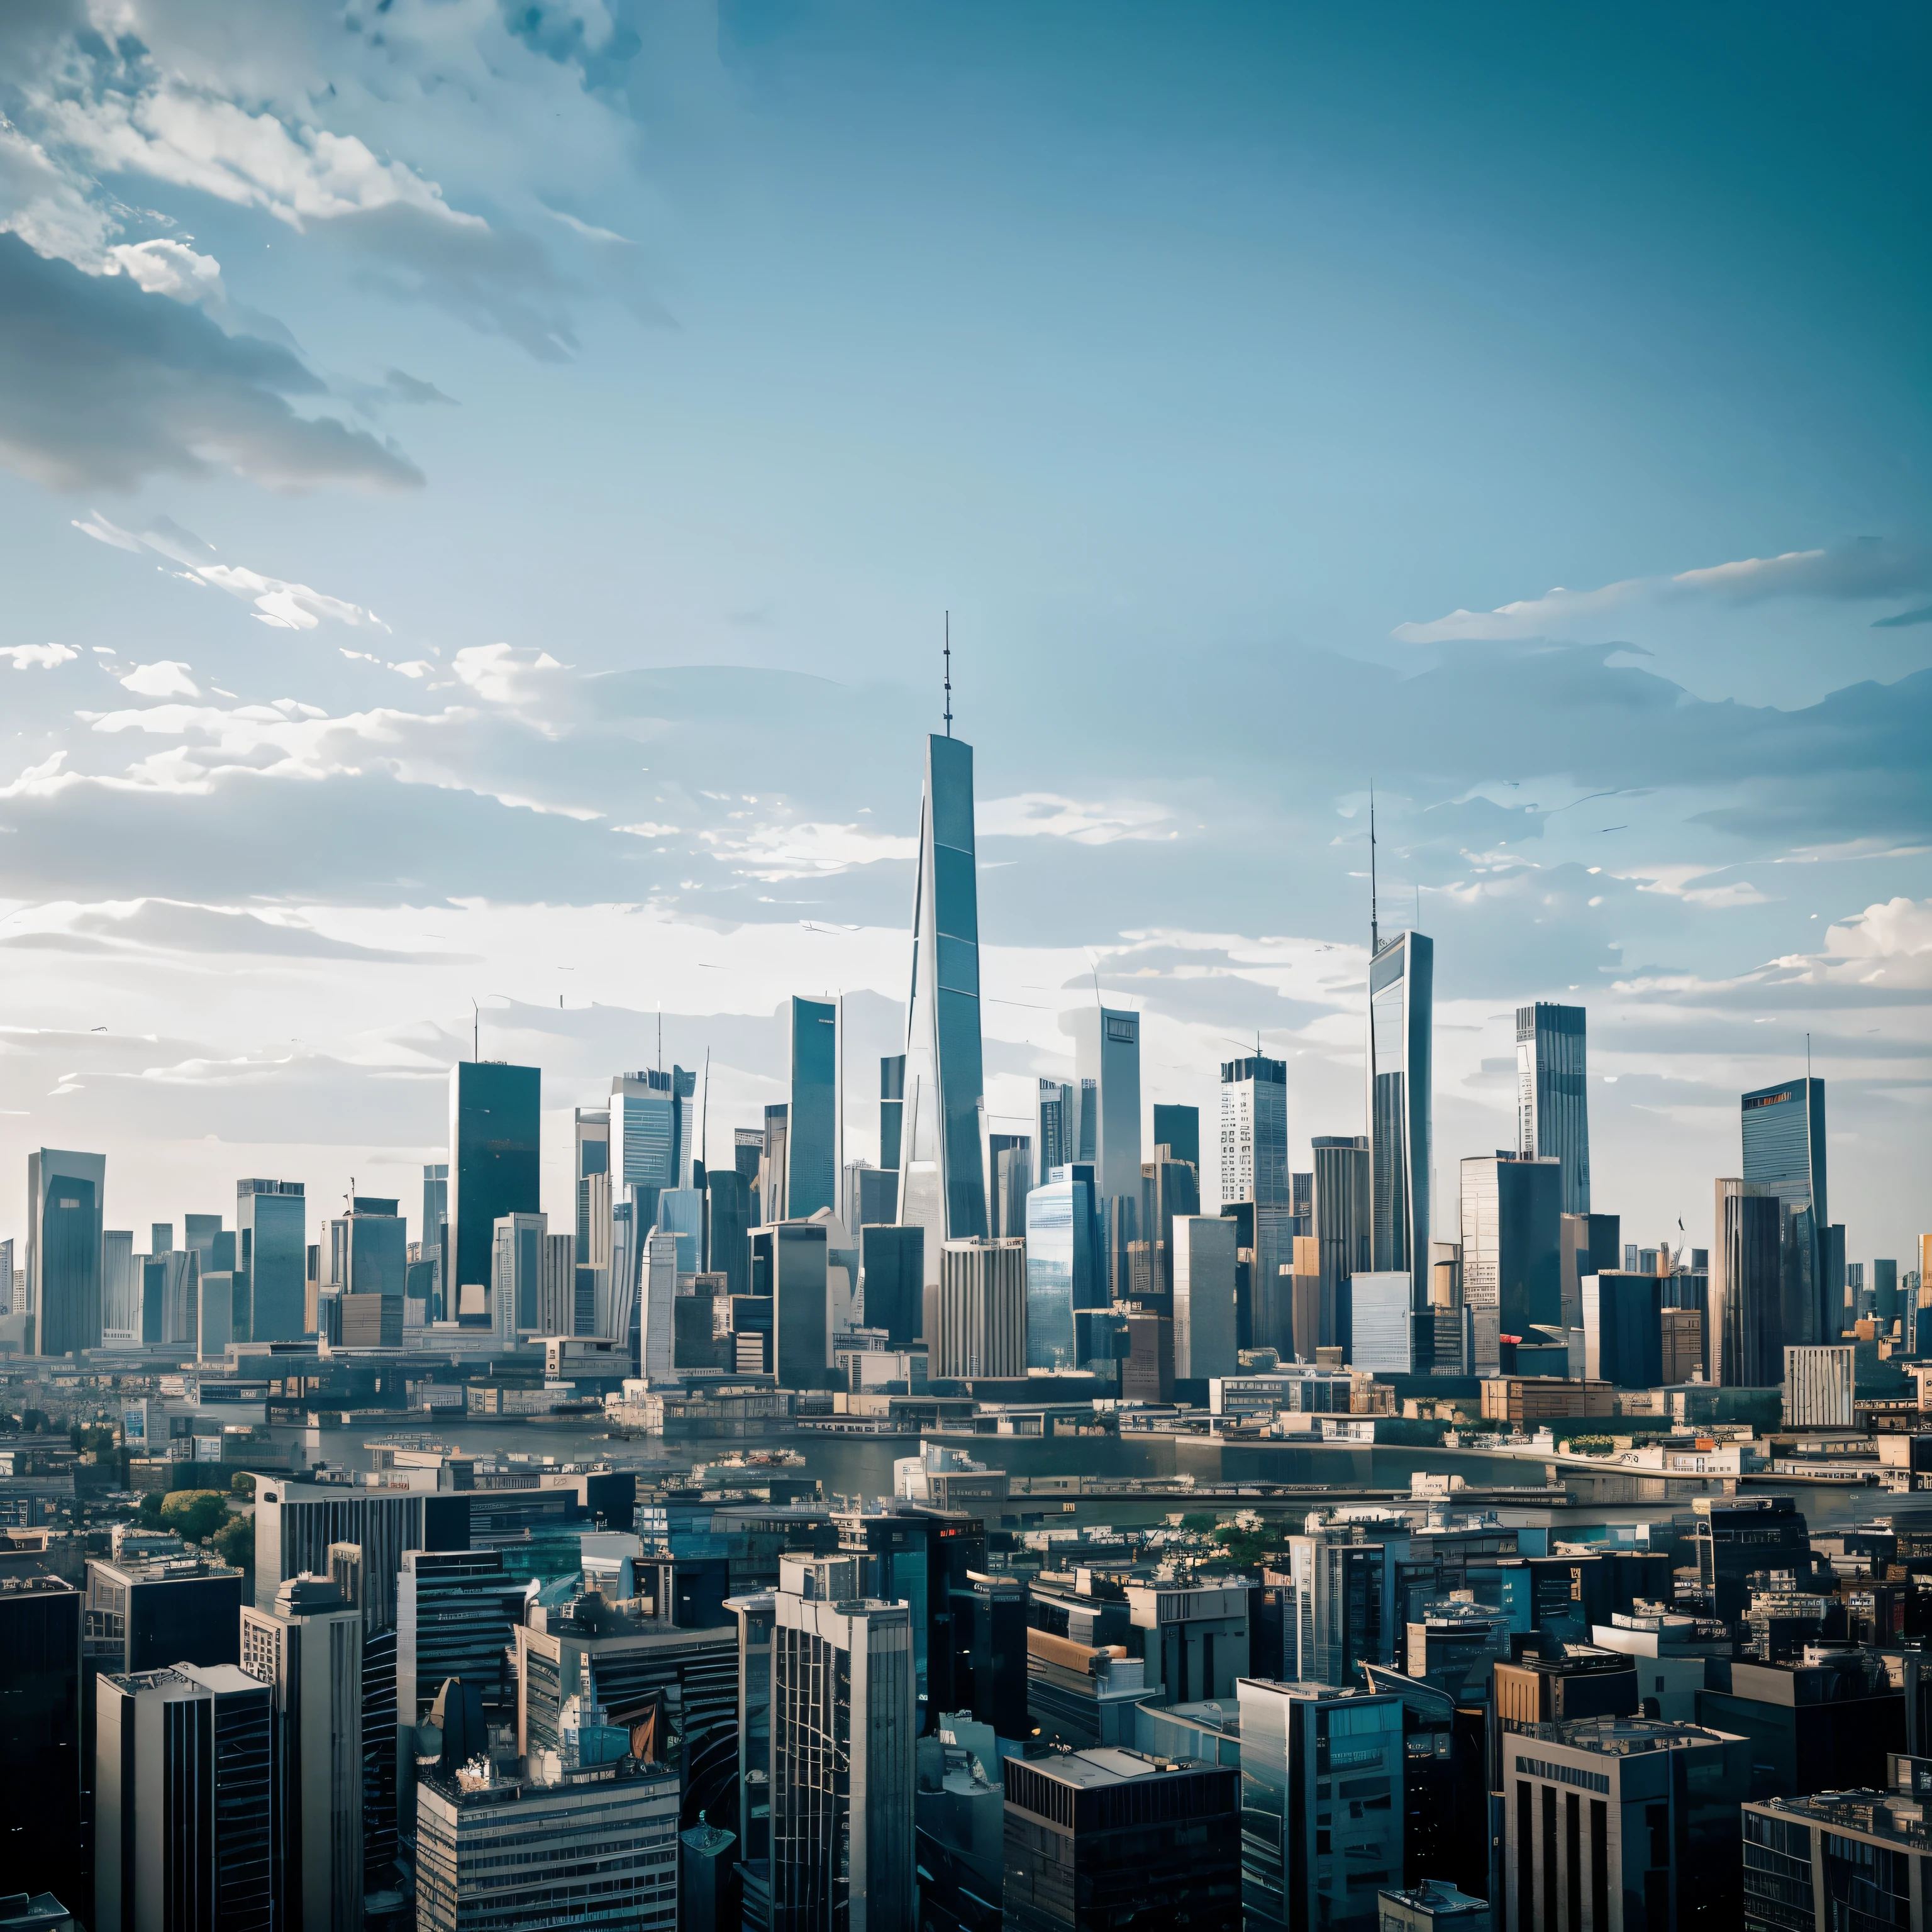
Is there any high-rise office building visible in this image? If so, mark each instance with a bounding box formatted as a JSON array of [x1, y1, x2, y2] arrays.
[[752, 1220, 830, 1391], [415, 1756, 682, 1932], [85, 1547, 244, 1674], [235, 1179, 306, 1343], [899, 731, 991, 1275], [638, 1231, 678, 1380], [251, 1481, 449, 1628], [1002, 1748, 1241, 1932], [1069, 1005, 1142, 1201], [1237, 1680, 1404, 1932], [490, 1212, 546, 1337], [1172, 1215, 1239, 1382], [448, 1061, 540, 1320], [1460, 1153, 1561, 1374], [1220, 1055, 1289, 1208], [0, 1577, 82, 1913], [1153, 1102, 1201, 1170], [770, 1565, 916, 1929], [1025, 1167, 1097, 1372], [704, 1167, 750, 1300], [1741, 1075, 1829, 1348], [1515, 1002, 1591, 1214], [1584, 1270, 1664, 1387], [786, 994, 843, 1219], [28, 1146, 105, 1357], [538, 1231, 576, 1335], [1036, 1078, 1077, 1181], [879, 1053, 906, 1172], [397, 1549, 521, 1740], [1367, 930, 1433, 1318], [572, 1110, 607, 1262], [1559, 1211, 1621, 1333], [240, 1577, 364, 1932], [990, 1131, 1033, 1238], [1713, 1179, 1783, 1387], [860, 1223, 925, 1348], [96, 1663, 275, 1932], [99, 1228, 136, 1341], [933, 1238, 1026, 1380], [1503, 1715, 1747, 1932], [608, 1065, 696, 1341], [421, 1159, 449, 1265], [1311, 1135, 1370, 1353]]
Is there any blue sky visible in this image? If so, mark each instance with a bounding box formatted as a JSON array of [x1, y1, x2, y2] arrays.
[[1, 1, 1926, 1262]]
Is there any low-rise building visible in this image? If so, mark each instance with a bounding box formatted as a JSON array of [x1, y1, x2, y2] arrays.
[[1479, 1376, 1614, 1423]]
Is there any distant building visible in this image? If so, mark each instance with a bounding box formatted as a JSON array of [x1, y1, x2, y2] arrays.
[[28, 1147, 105, 1357], [1310, 1136, 1370, 1355], [879, 1054, 906, 1172], [1714, 1177, 1784, 1386], [1584, 1270, 1665, 1388], [1742, 1075, 1829, 1350], [1784, 1345, 1855, 1428], [1152, 1102, 1201, 1169], [1350, 1270, 1415, 1374], [1024, 1170, 1096, 1373], [1367, 930, 1433, 1320], [1070, 1007, 1143, 1203], [786, 995, 843, 1220], [1516, 1002, 1591, 1215], [933, 1238, 1026, 1380], [447, 1061, 540, 1323], [1172, 1216, 1239, 1381], [236, 1179, 306, 1343], [1461, 1152, 1561, 1375], [899, 732, 991, 1267]]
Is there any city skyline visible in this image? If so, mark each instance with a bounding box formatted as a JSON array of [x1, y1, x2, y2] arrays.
[[1, 3, 1926, 1258]]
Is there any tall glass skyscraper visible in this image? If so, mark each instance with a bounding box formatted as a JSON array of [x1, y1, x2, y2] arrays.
[[1070, 1005, 1142, 1201], [236, 1179, 306, 1343], [1024, 1167, 1097, 1371], [1515, 1002, 1591, 1214], [1035, 1078, 1075, 1179], [1741, 1075, 1829, 1347], [1219, 1055, 1289, 1208], [28, 1146, 105, 1357], [447, 1061, 540, 1316], [899, 732, 989, 1276], [1310, 1135, 1370, 1355], [1367, 930, 1433, 1318], [786, 994, 843, 1220]]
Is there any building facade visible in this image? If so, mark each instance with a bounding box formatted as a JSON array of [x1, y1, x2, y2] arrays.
[[1516, 1002, 1591, 1216], [447, 1062, 541, 1318], [1367, 930, 1433, 1320]]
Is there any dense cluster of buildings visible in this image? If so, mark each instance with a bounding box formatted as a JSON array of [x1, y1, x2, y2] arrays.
[[4, 721, 1929, 1931]]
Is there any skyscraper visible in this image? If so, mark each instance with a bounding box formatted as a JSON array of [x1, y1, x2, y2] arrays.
[[1367, 930, 1433, 1319], [0, 1576, 82, 1913], [1310, 1135, 1370, 1353], [1219, 1055, 1289, 1208], [1152, 1101, 1202, 1169], [28, 1146, 104, 1357], [933, 1238, 1027, 1379], [490, 1212, 547, 1338], [879, 1054, 906, 1172], [236, 1180, 306, 1343], [899, 731, 990, 1275], [1172, 1215, 1239, 1381], [1036, 1078, 1077, 1180], [1069, 1005, 1143, 1201], [239, 1576, 364, 1932], [608, 1065, 696, 1341], [1515, 1001, 1591, 1214], [786, 994, 843, 1219], [770, 1565, 916, 1929], [1713, 1178, 1783, 1387], [101, 1228, 137, 1342], [1741, 1076, 1829, 1347], [96, 1663, 275, 1932], [447, 1062, 540, 1321], [1460, 1152, 1562, 1374]]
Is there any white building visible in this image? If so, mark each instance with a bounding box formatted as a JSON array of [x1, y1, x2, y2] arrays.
[[1783, 1344, 1854, 1428]]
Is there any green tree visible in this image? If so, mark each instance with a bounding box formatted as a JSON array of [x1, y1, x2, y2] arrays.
[[212, 1514, 253, 1574], [159, 1489, 228, 1543], [138, 1491, 165, 1525], [1179, 1512, 1219, 1536], [230, 1472, 255, 1496]]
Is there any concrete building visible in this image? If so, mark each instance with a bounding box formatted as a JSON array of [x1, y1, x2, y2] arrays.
[[1002, 1748, 1240, 1932], [1741, 1756, 1932, 1932], [1501, 1714, 1748, 1932], [239, 1577, 363, 1932], [1172, 1214, 1239, 1382], [84, 1550, 245, 1674], [931, 1237, 1026, 1379], [414, 1757, 680, 1932], [1126, 1579, 1250, 1704], [1349, 1269, 1415, 1374], [770, 1562, 916, 1929], [96, 1663, 275, 1932], [1784, 1345, 1855, 1428]]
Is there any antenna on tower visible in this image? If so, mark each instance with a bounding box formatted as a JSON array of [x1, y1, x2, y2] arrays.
[[1369, 783, 1380, 955], [943, 611, 953, 737]]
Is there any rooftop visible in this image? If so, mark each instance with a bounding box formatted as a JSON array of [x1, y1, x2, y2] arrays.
[[1753, 1789, 1932, 1850], [1507, 1714, 1741, 1757], [1021, 1746, 1214, 1790]]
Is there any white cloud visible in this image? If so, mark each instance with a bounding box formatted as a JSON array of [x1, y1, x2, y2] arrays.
[[2, 642, 79, 670], [1615, 861, 1773, 908], [452, 643, 567, 708], [43, 80, 484, 236], [72, 512, 385, 630], [0, 124, 114, 269], [103, 238, 226, 306], [699, 821, 918, 879], [119, 660, 200, 699], [1394, 540, 1932, 643], [978, 792, 1176, 845]]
